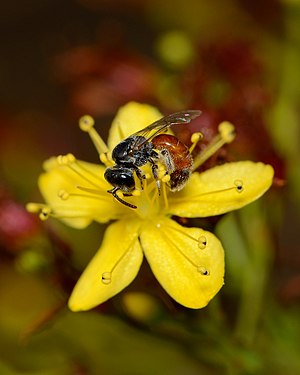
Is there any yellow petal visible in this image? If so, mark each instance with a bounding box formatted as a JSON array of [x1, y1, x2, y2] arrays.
[[168, 161, 274, 218], [140, 218, 224, 309], [68, 219, 143, 311], [107, 102, 162, 150], [39, 157, 125, 228]]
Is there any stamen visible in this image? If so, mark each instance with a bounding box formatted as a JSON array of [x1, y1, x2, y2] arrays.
[[79, 115, 109, 155], [135, 178, 157, 214], [30, 204, 83, 222], [163, 232, 210, 276], [161, 181, 169, 210], [172, 179, 245, 204], [193, 121, 236, 170], [56, 154, 101, 189], [26, 202, 49, 213], [165, 233, 199, 268], [56, 185, 111, 201], [219, 121, 236, 143], [165, 224, 207, 250], [189, 132, 203, 153], [76, 185, 107, 197], [101, 236, 138, 285], [100, 152, 113, 167], [39, 207, 52, 221], [27, 201, 95, 221]]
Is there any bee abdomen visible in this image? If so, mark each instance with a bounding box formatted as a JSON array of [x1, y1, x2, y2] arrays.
[[152, 134, 193, 191]]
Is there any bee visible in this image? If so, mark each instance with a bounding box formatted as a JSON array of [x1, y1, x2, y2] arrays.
[[104, 110, 201, 208]]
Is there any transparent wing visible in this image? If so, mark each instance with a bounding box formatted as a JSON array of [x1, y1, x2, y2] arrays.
[[130, 110, 201, 150]]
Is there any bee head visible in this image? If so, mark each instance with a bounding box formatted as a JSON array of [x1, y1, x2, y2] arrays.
[[104, 166, 135, 192]]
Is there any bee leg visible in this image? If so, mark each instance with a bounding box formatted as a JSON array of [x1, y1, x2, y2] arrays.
[[149, 161, 161, 195], [107, 187, 137, 209], [160, 149, 175, 174], [134, 167, 146, 190]]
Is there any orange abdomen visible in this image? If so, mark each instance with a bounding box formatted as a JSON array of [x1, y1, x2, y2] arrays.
[[152, 134, 193, 191]]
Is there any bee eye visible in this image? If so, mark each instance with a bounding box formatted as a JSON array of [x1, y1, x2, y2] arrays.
[[104, 167, 135, 191]]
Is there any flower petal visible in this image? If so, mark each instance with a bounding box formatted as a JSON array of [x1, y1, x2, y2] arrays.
[[68, 219, 143, 311], [39, 157, 126, 228], [140, 218, 224, 309], [107, 102, 162, 150], [168, 161, 274, 217]]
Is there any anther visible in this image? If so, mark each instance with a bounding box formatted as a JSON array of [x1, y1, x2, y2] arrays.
[[79, 115, 95, 131], [101, 272, 112, 284], [79, 115, 108, 155], [197, 266, 210, 276], [193, 121, 236, 170], [26, 203, 43, 213], [198, 236, 207, 249], [57, 153, 76, 166], [189, 132, 203, 153], [26, 203, 53, 220], [218, 121, 236, 143], [57, 189, 69, 200], [234, 179, 244, 193], [39, 207, 51, 221]]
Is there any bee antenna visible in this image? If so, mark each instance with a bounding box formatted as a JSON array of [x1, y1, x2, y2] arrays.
[[107, 188, 137, 209]]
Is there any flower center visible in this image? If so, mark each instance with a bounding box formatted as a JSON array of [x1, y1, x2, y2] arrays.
[[77, 114, 237, 217]]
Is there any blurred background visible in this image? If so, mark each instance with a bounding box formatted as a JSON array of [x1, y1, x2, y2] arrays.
[[0, 0, 300, 374]]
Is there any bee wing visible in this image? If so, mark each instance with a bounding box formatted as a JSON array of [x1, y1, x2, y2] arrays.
[[132, 110, 201, 147]]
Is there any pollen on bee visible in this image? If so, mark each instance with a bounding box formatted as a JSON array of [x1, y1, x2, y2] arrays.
[[162, 174, 171, 183], [157, 164, 168, 180]]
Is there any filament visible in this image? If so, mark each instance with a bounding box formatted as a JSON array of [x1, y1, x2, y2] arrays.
[[171, 179, 244, 204], [79, 115, 109, 155], [164, 224, 207, 250], [163, 231, 210, 275], [193, 121, 236, 170], [101, 236, 139, 284]]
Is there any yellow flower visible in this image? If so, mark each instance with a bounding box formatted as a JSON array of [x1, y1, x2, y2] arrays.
[[27, 102, 274, 311]]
